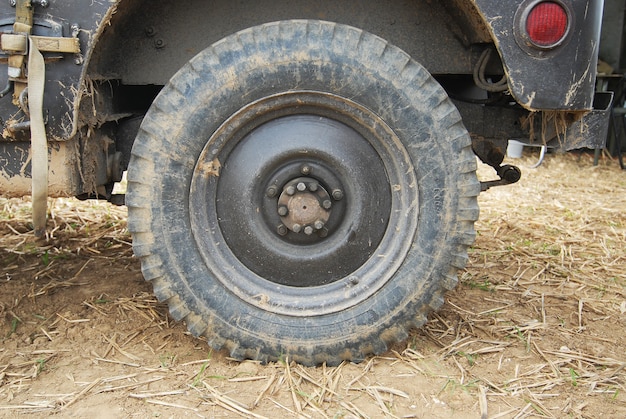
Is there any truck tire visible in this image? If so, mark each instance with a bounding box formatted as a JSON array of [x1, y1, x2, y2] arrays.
[[127, 20, 479, 366]]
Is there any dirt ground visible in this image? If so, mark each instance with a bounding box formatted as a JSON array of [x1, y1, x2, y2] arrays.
[[1, 151, 625, 418]]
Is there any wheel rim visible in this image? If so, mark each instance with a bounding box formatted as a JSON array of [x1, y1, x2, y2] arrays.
[[190, 91, 419, 316], [217, 114, 391, 287]]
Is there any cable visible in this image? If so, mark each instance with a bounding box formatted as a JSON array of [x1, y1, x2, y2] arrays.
[[473, 49, 509, 92]]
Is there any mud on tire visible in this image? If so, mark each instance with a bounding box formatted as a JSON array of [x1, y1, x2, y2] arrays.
[[127, 20, 480, 366]]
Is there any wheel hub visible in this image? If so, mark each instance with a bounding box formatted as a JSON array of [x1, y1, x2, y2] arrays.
[[276, 177, 335, 237]]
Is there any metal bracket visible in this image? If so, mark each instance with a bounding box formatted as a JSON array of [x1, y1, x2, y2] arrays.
[[472, 137, 522, 192]]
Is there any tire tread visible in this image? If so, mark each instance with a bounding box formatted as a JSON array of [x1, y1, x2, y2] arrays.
[[127, 19, 480, 366]]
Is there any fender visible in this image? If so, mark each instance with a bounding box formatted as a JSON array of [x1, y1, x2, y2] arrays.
[[472, 0, 603, 111], [0, 0, 606, 199], [0, 0, 602, 142]]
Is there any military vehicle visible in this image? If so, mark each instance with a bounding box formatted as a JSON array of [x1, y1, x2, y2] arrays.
[[0, 0, 610, 365]]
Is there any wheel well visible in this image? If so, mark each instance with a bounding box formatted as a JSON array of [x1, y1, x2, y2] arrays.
[[90, 0, 490, 86], [87, 0, 493, 174]]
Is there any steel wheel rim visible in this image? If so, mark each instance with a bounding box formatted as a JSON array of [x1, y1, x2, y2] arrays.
[[190, 91, 419, 317]]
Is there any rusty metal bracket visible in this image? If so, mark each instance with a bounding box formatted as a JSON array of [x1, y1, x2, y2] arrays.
[[472, 137, 522, 192]]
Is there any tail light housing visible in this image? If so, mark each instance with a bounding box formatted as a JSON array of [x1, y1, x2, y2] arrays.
[[516, 0, 572, 53]]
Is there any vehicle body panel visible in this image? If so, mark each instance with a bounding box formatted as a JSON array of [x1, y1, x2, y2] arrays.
[[0, 0, 607, 198]]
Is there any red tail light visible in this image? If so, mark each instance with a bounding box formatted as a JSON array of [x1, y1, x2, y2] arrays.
[[526, 2, 569, 47]]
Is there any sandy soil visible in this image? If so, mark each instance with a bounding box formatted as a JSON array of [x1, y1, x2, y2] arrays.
[[1, 151, 625, 418]]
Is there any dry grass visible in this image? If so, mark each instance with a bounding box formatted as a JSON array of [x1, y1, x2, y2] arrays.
[[0, 151, 625, 418], [452, 151, 626, 418]]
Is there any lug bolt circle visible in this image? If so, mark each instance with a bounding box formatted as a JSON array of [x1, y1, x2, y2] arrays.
[[274, 175, 336, 237]]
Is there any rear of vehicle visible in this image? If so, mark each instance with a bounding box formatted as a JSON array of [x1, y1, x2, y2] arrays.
[[0, 0, 607, 365]]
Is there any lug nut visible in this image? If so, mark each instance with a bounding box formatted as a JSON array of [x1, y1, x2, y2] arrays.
[[314, 220, 324, 230], [285, 186, 296, 196], [266, 186, 278, 198], [292, 223, 302, 233], [322, 200, 332, 209], [304, 226, 314, 235], [278, 206, 288, 216], [277, 224, 288, 236], [301, 165, 311, 175], [297, 182, 306, 192], [332, 189, 344, 201]]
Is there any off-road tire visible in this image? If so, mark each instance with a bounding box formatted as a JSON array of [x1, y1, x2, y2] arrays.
[[127, 20, 480, 366]]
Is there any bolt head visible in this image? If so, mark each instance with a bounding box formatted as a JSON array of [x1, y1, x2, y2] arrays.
[[297, 182, 306, 192], [322, 200, 332, 210], [266, 186, 278, 198], [332, 189, 344, 201], [308, 182, 318, 192], [301, 165, 311, 175], [278, 206, 288, 216], [319, 227, 329, 238], [292, 223, 302, 233], [70, 24, 81, 37], [286, 186, 296, 196], [277, 225, 288, 236], [304, 226, 314, 235], [314, 220, 324, 230]]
